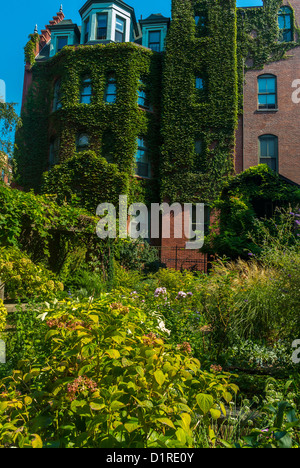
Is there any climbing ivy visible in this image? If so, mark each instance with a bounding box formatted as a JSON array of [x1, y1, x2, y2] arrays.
[[15, 42, 162, 212]]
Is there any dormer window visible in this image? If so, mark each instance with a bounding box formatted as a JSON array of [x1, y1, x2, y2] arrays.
[[148, 31, 161, 52], [84, 17, 90, 43], [57, 36, 68, 52], [115, 17, 125, 42], [97, 13, 108, 40]]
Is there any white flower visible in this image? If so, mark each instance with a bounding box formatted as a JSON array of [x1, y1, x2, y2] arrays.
[[37, 312, 48, 321], [157, 320, 171, 335]]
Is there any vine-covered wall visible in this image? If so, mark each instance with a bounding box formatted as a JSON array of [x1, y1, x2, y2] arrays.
[[15, 42, 162, 209]]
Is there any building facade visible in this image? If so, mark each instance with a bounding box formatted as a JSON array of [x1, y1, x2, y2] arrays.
[[15, 0, 300, 270]]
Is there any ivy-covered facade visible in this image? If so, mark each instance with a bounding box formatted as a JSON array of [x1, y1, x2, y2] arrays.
[[14, 0, 300, 265]]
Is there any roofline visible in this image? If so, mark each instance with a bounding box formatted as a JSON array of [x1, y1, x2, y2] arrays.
[[139, 16, 171, 26], [79, 0, 139, 36], [48, 23, 81, 37]]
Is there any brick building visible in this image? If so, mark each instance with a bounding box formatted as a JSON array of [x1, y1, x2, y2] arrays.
[[16, 0, 300, 271], [235, 0, 300, 186]]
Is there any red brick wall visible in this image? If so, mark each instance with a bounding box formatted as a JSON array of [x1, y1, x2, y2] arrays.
[[236, 45, 300, 185]]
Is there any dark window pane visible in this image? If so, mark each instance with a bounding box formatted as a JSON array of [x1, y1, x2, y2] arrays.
[[57, 36, 68, 52], [97, 14, 107, 40], [149, 31, 161, 52]]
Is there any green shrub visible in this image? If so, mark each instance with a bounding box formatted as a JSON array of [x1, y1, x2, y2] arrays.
[[0, 295, 238, 448], [0, 299, 7, 332], [0, 247, 64, 301]]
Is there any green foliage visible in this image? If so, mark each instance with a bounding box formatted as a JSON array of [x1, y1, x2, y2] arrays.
[[15, 42, 162, 209], [0, 300, 7, 332], [0, 247, 64, 301], [161, 0, 238, 204], [204, 165, 300, 257], [0, 296, 237, 448], [0, 102, 21, 158], [24, 33, 40, 66], [0, 182, 96, 267], [41, 151, 129, 212]]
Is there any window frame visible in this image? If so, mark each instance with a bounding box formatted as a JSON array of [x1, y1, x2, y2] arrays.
[[80, 76, 92, 104], [97, 13, 108, 40], [258, 134, 278, 172], [137, 79, 150, 110], [278, 6, 293, 42], [57, 36, 68, 52], [105, 73, 117, 104], [49, 137, 60, 168], [135, 136, 151, 178], [53, 79, 62, 111], [76, 133, 90, 152], [148, 30, 161, 52], [84, 17, 90, 43], [257, 74, 277, 110], [115, 16, 125, 43]]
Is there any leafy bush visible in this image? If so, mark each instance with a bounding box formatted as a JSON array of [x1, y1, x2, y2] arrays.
[[0, 295, 238, 448], [0, 247, 64, 301], [0, 299, 7, 332]]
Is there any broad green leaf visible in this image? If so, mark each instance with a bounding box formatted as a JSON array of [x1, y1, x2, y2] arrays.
[[154, 370, 166, 386], [124, 420, 140, 433], [157, 418, 176, 430], [106, 349, 120, 359], [210, 408, 221, 420], [31, 434, 43, 449], [196, 393, 214, 415], [90, 402, 105, 411]]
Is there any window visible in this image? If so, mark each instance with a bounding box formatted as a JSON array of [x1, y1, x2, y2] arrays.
[[84, 17, 90, 43], [80, 77, 92, 104], [135, 137, 151, 178], [195, 140, 202, 155], [195, 77, 204, 90], [53, 79, 62, 111], [57, 36, 68, 52], [49, 137, 60, 168], [258, 74, 277, 110], [76, 133, 90, 151], [97, 14, 107, 40], [259, 135, 278, 172], [105, 73, 117, 103], [115, 17, 125, 42], [138, 80, 150, 109], [278, 6, 293, 42], [148, 31, 161, 52]]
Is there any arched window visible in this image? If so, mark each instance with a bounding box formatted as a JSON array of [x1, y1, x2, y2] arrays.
[[259, 135, 278, 172], [257, 74, 277, 110], [80, 77, 92, 104], [105, 73, 117, 103], [76, 133, 90, 152], [278, 6, 293, 42], [53, 79, 62, 111]]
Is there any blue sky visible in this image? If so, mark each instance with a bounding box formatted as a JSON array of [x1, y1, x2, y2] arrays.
[[0, 0, 263, 115]]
